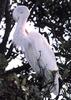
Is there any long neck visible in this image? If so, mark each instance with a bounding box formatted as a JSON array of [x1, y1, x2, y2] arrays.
[[16, 16, 28, 36]]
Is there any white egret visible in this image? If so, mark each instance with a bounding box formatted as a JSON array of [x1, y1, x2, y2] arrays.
[[12, 6, 59, 96]]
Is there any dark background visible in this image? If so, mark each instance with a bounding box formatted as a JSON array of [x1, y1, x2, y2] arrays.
[[0, 0, 71, 99]]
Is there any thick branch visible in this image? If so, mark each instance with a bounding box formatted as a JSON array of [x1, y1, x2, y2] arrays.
[[0, 63, 31, 77]]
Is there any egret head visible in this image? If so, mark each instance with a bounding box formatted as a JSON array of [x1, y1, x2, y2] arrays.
[[13, 6, 30, 22]]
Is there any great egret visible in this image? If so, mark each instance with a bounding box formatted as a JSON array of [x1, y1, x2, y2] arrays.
[[13, 6, 59, 96]]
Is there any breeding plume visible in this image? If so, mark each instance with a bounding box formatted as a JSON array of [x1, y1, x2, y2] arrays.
[[13, 6, 59, 96]]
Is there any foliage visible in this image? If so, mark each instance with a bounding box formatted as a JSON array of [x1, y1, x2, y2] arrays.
[[0, 0, 71, 99]]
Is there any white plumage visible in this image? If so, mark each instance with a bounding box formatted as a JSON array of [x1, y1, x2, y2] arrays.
[[13, 6, 59, 96]]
